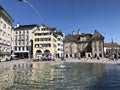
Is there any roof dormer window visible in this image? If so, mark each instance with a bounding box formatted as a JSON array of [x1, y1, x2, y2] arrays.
[[41, 27, 48, 31]]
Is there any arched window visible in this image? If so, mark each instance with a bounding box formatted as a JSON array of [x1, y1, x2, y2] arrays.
[[44, 50, 50, 57], [99, 54, 102, 57], [94, 54, 97, 58], [36, 50, 42, 55]]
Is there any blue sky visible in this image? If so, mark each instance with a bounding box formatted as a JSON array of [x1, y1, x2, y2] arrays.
[[0, 0, 120, 43]]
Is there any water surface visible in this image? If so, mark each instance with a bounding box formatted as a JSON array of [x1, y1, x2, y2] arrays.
[[0, 62, 120, 90]]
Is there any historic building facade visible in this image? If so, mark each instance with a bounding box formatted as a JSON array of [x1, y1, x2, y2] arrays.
[[64, 30, 104, 58], [91, 31, 104, 58], [32, 24, 57, 59], [56, 32, 64, 58], [13, 24, 38, 59], [0, 6, 13, 61], [104, 42, 120, 58]]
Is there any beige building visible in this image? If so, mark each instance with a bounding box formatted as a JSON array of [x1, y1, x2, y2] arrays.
[[64, 30, 104, 58], [91, 31, 104, 58], [0, 6, 13, 61], [32, 24, 57, 59], [104, 42, 120, 58]]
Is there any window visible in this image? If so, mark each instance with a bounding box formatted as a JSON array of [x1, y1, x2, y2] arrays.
[[35, 44, 51, 48], [99, 54, 102, 57], [35, 44, 39, 48], [53, 44, 56, 48], [3, 24, 6, 29], [0, 38, 2, 43], [26, 35, 29, 40], [94, 47, 97, 52], [0, 29, 2, 35], [0, 21, 3, 25], [66, 54, 68, 58], [15, 36, 17, 40], [8, 27, 10, 30], [41, 28, 46, 31], [94, 41, 98, 52], [3, 40, 6, 44], [53, 39, 56, 42], [20, 35, 24, 40], [4, 32, 7, 36], [19, 41, 21, 45], [14, 47, 17, 51], [23, 31, 25, 34], [58, 38, 61, 41], [35, 38, 51, 41], [26, 47, 29, 50], [19, 47, 21, 51], [23, 41, 25, 45], [99, 41, 102, 44], [8, 34, 10, 36], [34, 33, 51, 36], [35, 38, 37, 41], [8, 41, 10, 45], [27, 41, 29, 45], [19, 31, 21, 34], [99, 46, 102, 51], [22, 47, 24, 51], [15, 41, 17, 45], [46, 44, 51, 47]]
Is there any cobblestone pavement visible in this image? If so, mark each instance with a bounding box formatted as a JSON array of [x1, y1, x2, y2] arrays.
[[0, 58, 120, 66], [55, 57, 120, 64], [65, 58, 120, 64]]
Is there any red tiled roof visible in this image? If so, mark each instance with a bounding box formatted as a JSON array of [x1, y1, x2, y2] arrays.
[[104, 43, 119, 47], [64, 34, 92, 42], [64, 34, 79, 42], [92, 30, 104, 39]]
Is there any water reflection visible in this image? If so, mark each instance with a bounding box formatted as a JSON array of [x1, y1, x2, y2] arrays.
[[0, 62, 120, 90], [90, 64, 120, 90], [53, 63, 105, 90]]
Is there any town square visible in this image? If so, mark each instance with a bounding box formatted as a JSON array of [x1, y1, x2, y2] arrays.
[[1, 0, 120, 90]]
